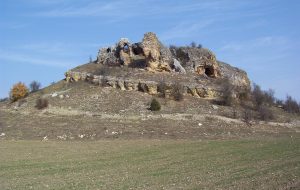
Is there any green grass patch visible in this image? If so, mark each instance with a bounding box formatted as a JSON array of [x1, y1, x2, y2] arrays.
[[0, 138, 299, 189]]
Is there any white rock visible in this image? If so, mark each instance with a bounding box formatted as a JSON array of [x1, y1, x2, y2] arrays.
[[212, 105, 219, 110], [51, 93, 58, 97], [42, 136, 48, 141], [112, 131, 118, 135], [0, 133, 5, 137], [59, 94, 64, 99], [78, 134, 85, 139], [198, 123, 203, 126], [57, 134, 67, 140]]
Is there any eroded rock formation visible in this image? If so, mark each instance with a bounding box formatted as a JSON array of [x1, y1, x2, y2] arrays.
[[67, 32, 251, 100], [96, 32, 222, 77]]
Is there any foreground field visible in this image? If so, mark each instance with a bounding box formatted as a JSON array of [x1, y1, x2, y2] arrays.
[[0, 138, 299, 190]]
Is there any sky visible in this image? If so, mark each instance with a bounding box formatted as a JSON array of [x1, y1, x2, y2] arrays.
[[0, 0, 299, 101]]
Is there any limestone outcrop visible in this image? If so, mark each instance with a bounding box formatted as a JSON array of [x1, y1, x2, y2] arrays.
[[96, 32, 221, 77], [171, 47, 220, 77], [65, 71, 223, 99], [70, 32, 251, 100]]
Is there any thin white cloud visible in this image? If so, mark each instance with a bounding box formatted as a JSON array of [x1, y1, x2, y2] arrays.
[[36, 1, 140, 18], [220, 36, 289, 52], [33, 0, 253, 19], [0, 49, 74, 68], [160, 20, 215, 41]]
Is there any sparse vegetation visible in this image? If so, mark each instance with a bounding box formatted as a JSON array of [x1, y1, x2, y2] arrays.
[[170, 83, 184, 101], [243, 109, 253, 125], [190, 41, 202, 48], [149, 98, 161, 111], [284, 95, 300, 114], [0, 97, 8, 102], [221, 78, 235, 106], [169, 46, 189, 66], [89, 55, 93, 63], [251, 83, 275, 108], [9, 82, 29, 102], [35, 97, 49, 110], [157, 80, 167, 97], [250, 83, 275, 120], [29, 81, 41, 93], [190, 41, 197, 48], [257, 105, 274, 121]]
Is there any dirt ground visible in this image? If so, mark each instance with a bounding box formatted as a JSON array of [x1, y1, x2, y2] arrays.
[[0, 80, 299, 141]]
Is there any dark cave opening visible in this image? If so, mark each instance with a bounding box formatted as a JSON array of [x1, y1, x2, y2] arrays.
[[205, 67, 214, 77]]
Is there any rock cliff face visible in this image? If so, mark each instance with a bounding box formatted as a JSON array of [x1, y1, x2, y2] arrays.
[[173, 47, 220, 78], [67, 32, 250, 100]]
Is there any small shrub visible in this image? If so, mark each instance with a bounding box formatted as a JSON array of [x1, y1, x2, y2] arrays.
[[275, 99, 284, 107], [29, 81, 41, 93], [158, 81, 167, 97], [238, 89, 250, 102], [0, 97, 8, 102], [243, 109, 253, 125], [149, 98, 161, 111], [190, 42, 197, 48], [175, 48, 189, 66], [35, 98, 48, 109], [89, 55, 93, 63], [100, 77, 109, 87], [264, 89, 275, 105], [284, 95, 300, 114], [251, 83, 275, 108], [258, 105, 274, 121], [10, 82, 29, 102], [232, 108, 237, 119], [251, 83, 264, 108], [96, 65, 111, 76], [221, 78, 234, 106], [171, 83, 184, 101]]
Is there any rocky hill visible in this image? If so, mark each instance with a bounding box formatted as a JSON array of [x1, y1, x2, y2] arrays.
[[0, 32, 299, 141], [65, 32, 250, 100]]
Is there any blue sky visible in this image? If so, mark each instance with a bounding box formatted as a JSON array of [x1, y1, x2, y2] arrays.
[[1, 0, 299, 101]]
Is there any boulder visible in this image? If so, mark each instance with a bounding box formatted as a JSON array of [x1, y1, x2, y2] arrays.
[[172, 58, 186, 74], [142, 32, 161, 71], [176, 47, 220, 78], [97, 46, 119, 66], [146, 81, 158, 95]]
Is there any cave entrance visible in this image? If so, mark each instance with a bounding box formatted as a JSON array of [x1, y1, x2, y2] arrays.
[[123, 44, 129, 53], [106, 48, 111, 53], [204, 67, 215, 77]]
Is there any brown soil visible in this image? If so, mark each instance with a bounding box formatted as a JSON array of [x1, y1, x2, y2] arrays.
[[0, 80, 299, 141]]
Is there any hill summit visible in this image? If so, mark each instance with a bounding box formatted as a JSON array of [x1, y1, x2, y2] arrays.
[[65, 32, 250, 100]]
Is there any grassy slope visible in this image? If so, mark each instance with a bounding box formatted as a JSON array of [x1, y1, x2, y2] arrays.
[[0, 138, 299, 190]]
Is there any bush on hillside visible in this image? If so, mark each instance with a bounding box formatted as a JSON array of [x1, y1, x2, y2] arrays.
[[149, 98, 161, 111], [243, 109, 253, 125], [284, 95, 300, 114], [10, 82, 29, 102], [171, 83, 184, 101], [158, 81, 167, 98], [251, 83, 275, 108], [29, 81, 41, 93], [35, 97, 48, 110], [0, 97, 8, 102], [257, 105, 274, 121], [221, 78, 235, 106]]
